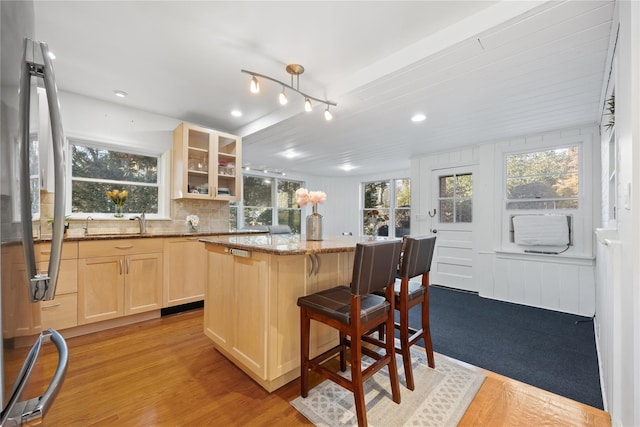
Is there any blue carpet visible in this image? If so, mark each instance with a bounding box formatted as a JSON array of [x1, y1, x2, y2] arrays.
[[408, 285, 603, 409]]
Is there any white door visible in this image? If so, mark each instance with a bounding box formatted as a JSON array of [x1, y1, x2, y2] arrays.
[[430, 166, 477, 292]]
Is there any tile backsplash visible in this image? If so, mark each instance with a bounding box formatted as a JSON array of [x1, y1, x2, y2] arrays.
[[38, 191, 231, 237]]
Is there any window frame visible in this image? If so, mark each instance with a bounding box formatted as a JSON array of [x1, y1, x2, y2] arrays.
[[437, 173, 473, 224], [499, 138, 589, 255], [504, 144, 581, 211], [65, 136, 170, 219], [232, 174, 304, 232], [361, 177, 411, 238]]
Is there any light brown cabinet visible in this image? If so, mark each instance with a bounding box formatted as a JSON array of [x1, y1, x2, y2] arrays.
[[38, 241, 79, 330], [203, 244, 353, 391], [172, 122, 241, 201], [2, 241, 80, 339], [162, 236, 208, 307], [77, 239, 162, 325], [205, 244, 268, 380], [4, 252, 42, 338]]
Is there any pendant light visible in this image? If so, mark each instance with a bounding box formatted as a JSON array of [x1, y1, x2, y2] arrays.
[[241, 64, 336, 120], [279, 88, 288, 105], [250, 75, 260, 93], [324, 106, 333, 121]]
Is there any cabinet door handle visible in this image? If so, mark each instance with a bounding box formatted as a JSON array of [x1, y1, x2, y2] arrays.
[[115, 245, 134, 250], [314, 254, 320, 276], [41, 303, 61, 309], [307, 254, 314, 277], [119, 259, 123, 275], [126, 259, 130, 274]]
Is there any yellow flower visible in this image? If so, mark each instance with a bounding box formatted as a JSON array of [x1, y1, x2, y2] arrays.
[[106, 189, 128, 206]]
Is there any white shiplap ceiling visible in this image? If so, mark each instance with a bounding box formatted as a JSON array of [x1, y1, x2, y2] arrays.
[[31, 1, 615, 177]]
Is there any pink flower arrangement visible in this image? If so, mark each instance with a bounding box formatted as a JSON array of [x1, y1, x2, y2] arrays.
[[295, 188, 327, 206]]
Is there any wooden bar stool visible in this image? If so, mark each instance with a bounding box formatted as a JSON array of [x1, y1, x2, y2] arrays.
[[391, 235, 437, 390], [297, 239, 403, 427]]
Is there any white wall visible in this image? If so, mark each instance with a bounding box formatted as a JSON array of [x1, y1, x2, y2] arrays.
[[306, 169, 410, 237], [410, 125, 599, 317], [594, 1, 640, 425], [59, 91, 178, 152], [53, 91, 236, 232]]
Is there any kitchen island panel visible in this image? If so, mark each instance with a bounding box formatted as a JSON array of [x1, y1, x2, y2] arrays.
[[204, 239, 358, 392]]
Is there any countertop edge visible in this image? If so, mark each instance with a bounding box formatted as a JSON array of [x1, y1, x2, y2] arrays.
[[200, 235, 388, 256], [36, 230, 268, 242]]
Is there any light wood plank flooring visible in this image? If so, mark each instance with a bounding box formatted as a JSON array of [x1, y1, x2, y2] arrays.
[[24, 308, 610, 426]]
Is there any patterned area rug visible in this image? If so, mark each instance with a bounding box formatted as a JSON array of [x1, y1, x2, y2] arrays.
[[290, 348, 485, 426]]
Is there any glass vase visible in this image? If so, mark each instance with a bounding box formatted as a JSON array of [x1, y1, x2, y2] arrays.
[[306, 204, 323, 241], [114, 204, 124, 218]]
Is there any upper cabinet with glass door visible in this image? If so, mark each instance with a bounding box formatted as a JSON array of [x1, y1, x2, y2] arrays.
[[172, 122, 241, 201]]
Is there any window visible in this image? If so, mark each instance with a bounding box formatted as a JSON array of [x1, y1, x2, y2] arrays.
[[235, 175, 303, 232], [69, 141, 160, 216], [362, 178, 410, 237], [505, 146, 579, 209], [438, 173, 472, 223], [277, 180, 302, 233], [242, 175, 273, 227]]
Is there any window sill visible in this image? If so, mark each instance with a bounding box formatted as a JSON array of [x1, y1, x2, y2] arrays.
[[494, 250, 594, 265]]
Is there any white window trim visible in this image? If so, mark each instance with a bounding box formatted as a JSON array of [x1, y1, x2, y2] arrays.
[[361, 177, 411, 238], [498, 136, 593, 257], [236, 173, 304, 230], [65, 133, 171, 220]]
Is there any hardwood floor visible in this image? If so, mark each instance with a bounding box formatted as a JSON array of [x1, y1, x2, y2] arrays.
[[25, 308, 611, 426]]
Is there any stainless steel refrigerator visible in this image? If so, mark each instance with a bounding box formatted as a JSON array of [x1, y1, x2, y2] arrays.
[[1, 1, 69, 425]]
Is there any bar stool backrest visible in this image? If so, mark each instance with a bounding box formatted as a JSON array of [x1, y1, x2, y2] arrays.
[[351, 240, 403, 296], [399, 235, 436, 280]]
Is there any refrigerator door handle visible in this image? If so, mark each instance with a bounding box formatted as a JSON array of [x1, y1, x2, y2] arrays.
[[19, 39, 66, 302], [0, 329, 69, 426]]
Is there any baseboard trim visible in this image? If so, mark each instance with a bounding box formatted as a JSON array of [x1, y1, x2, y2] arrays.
[[431, 284, 478, 295]]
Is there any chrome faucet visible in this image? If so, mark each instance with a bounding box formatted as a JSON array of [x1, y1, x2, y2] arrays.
[[84, 216, 93, 236], [131, 211, 146, 234]]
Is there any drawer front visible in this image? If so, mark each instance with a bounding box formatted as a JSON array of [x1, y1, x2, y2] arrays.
[[37, 241, 78, 261], [41, 293, 78, 330], [37, 259, 78, 294], [79, 238, 163, 258]]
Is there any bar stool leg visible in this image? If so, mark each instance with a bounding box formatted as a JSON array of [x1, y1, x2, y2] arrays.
[[399, 296, 415, 391], [350, 333, 367, 427], [423, 276, 435, 369], [339, 331, 347, 372], [300, 308, 311, 397]]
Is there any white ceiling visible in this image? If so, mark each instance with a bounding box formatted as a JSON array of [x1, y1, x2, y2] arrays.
[[32, 1, 615, 177]]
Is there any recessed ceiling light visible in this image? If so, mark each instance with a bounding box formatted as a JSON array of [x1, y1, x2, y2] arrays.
[[340, 164, 356, 172], [282, 149, 299, 159], [411, 113, 427, 122], [231, 110, 242, 117], [114, 90, 128, 98], [47, 51, 56, 60]]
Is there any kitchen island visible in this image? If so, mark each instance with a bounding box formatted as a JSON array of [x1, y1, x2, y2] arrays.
[[201, 234, 387, 391]]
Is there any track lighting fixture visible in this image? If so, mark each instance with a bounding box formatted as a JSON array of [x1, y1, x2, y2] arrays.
[[279, 88, 288, 105], [324, 106, 333, 121], [250, 75, 260, 93], [243, 165, 286, 176], [241, 64, 336, 121]]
